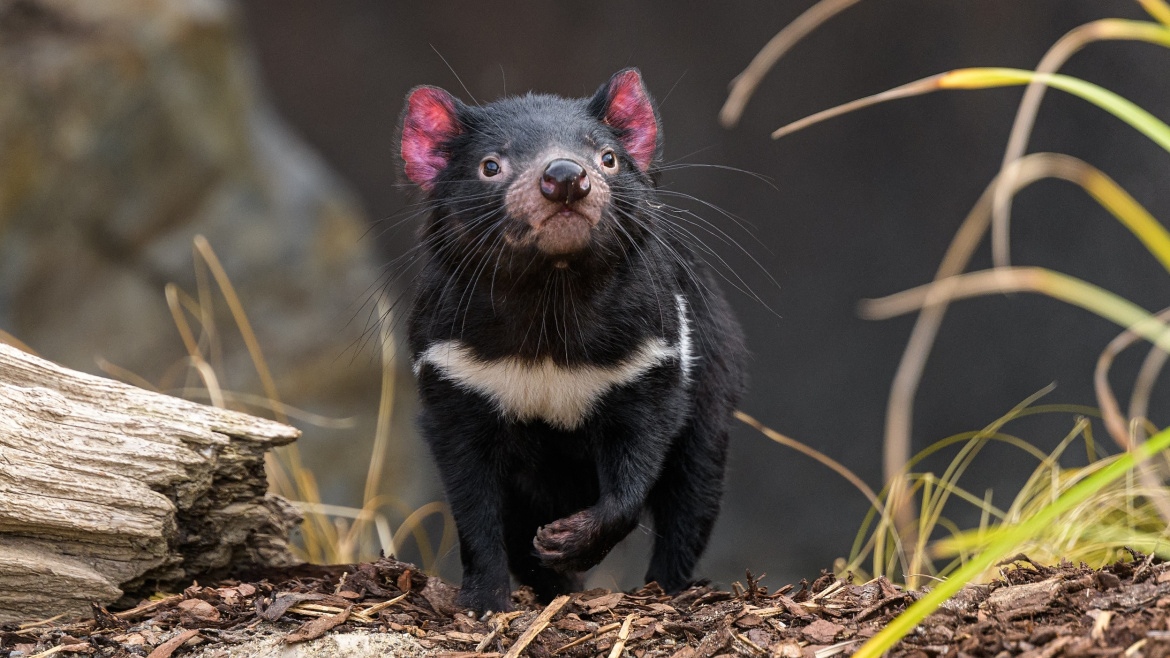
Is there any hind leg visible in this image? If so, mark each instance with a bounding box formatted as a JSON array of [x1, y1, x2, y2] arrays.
[[505, 503, 585, 602], [644, 423, 729, 593]]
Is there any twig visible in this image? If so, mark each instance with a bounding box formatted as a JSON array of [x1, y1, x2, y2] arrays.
[[742, 606, 786, 618], [814, 640, 862, 658], [553, 622, 623, 654], [735, 632, 768, 655], [476, 611, 524, 653], [28, 646, 75, 658], [607, 614, 637, 658], [503, 595, 570, 658], [811, 580, 844, 601]]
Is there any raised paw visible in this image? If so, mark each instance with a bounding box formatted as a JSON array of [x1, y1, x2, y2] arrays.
[[533, 510, 607, 572]]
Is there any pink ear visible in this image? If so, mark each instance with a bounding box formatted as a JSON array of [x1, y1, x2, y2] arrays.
[[603, 70, 658, 172], [401, 87, 462, 190]]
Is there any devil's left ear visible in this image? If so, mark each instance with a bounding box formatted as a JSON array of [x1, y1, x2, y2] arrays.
[[589, 68, 661, 172]]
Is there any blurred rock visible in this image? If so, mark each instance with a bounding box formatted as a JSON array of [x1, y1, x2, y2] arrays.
[[0, 0, 426, 529]]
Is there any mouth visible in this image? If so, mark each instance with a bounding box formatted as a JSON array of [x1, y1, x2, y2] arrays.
[[534, 208, 593, 255]]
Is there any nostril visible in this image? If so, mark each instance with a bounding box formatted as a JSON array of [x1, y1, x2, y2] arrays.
[[541, 159, 590, 203]]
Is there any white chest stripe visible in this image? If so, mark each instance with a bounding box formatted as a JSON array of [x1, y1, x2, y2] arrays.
[[415, 295, 697, 431]]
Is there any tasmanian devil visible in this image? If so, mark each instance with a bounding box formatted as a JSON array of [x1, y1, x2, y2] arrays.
[[397, 68, 747, 613]]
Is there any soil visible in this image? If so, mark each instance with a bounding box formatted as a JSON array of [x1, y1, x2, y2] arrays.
[[5, 553, 1170, 658]]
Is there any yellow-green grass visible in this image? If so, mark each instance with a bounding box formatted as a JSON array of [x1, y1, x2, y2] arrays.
[[727, 1, 1170, 656]]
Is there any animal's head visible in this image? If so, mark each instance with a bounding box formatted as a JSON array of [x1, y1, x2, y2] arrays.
[[398, 68, 662, 272]]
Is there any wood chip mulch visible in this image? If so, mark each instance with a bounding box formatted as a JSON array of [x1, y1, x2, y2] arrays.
[[6, 552, 1170, 658]]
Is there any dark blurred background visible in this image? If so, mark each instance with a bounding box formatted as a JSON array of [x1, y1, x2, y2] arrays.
[[3, 0, 1168, 590]]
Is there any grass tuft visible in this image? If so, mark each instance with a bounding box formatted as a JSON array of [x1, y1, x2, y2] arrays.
[[728, 3, 1170, 656]]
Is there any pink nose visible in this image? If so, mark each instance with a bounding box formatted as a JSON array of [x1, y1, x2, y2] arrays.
[[540, 159, 591, 204]]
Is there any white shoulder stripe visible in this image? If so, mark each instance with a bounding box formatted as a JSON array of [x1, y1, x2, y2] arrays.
[[414, 338, 678, 430], [414, 296, 696, 430]]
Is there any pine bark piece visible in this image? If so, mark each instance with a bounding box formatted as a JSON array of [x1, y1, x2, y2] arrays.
[[0, 343, 302, 622]]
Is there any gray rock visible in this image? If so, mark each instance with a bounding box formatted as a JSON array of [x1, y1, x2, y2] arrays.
[[0, 0, 425, 524]]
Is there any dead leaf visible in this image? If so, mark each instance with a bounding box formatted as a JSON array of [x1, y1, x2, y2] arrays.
[[285, 606, 351, 643], [695, 620, 733, 658], [177, 599, 220, 623], [802, 619, 845, 645], [112, 633, 147, 646], [422, 576, 463, 616], [736, 614, 763, 628], [555, 615, 594, 633], [583, 592, 624, 612]]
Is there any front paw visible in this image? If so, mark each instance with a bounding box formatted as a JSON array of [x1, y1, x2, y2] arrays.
[[457, 583, 512, 615], [534, 510, 606, 572]]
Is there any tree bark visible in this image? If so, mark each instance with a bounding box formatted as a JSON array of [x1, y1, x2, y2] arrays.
[[0, 343, 302, 622]]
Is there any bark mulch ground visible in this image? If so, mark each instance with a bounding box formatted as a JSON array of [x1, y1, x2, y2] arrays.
[[5, 552, 1170, 658]]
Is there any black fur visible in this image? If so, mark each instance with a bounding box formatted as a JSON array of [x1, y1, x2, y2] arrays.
[[398, 69, 747, 613]]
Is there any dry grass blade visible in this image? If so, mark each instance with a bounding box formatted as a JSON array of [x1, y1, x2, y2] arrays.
[[720, 0, 866, 128], [992, 19, 1170, 269], [172, 388, 357, 428], [345, 291, 400, 561], [145, 630, 200, 658], [17, 614, 66, 630], [771, 75, 947, 139], [861, 267, 1170, 354], [1129, 342, 1169, 444], [163, 283, 225, 408], [1094, 306, 1170, 451], [390, 501, 457, 573], [95, 356, 161, 392], [502, 595, 569, 658], [28, 646, 77, 658], [360, 591, 410, 617], [0, 328, 36, 355], [191, 235, 287, 424], [735, 410, 881, 510], [1094, 308, 1170, 525], [288, 603, 372, 624], [607, 614, 636, 658], [879, 153, 1168, 556]]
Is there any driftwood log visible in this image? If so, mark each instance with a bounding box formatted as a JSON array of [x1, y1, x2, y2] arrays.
[[0, 343, 303, 622]]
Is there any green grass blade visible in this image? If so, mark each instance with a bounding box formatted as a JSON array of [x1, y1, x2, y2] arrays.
[[774, 68, 1170, 156], [852, 424, 1170, 658], [1137, 0, 1170, 26], [937, 69, 1170, 152]]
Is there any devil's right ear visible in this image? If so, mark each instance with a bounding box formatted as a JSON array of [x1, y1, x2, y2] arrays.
[[400, 86, 464, 191]]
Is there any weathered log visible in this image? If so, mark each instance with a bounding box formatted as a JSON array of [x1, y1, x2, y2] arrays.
[[0, 343, 302, 622]]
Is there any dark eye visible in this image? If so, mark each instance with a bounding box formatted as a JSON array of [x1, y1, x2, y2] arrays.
[[481, 158, 501, 177], [601, 151, 617, 170]]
